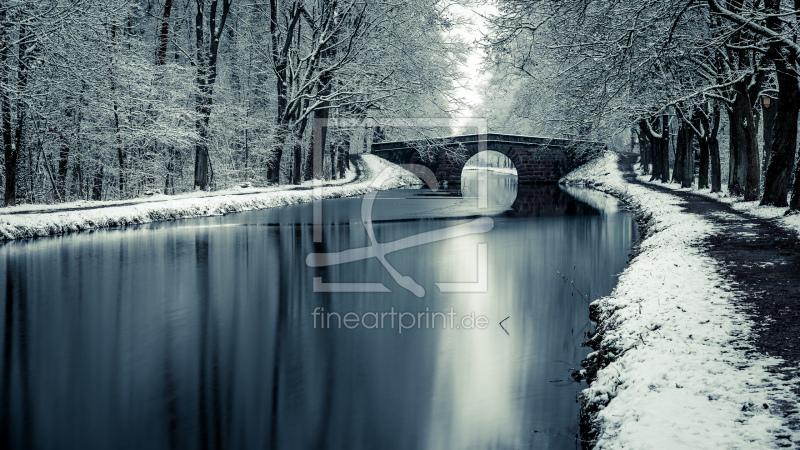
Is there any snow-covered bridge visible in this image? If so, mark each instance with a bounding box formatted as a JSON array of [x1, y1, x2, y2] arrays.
[[371, 134, 605, 185]]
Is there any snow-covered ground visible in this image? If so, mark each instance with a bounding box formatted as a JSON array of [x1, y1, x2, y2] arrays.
[[0, 155, 422, 241], [562, 152, 800, 448], [462, 166, 518, 175], [632, 164, 800, 237]]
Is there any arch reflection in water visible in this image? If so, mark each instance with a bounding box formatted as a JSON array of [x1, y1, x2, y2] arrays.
[[461, 152, 519, 211]]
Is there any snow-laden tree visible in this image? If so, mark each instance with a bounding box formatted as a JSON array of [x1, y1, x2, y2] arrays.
[[0, 0, 468, 205], [484, 0, 800, 209]]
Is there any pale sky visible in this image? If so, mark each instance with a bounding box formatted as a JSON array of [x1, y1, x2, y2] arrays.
[[448, 2, 498, 132]]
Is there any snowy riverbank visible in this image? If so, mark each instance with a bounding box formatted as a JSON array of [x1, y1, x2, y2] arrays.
[[561, 152, 800, 448], [632, 164, 800, 238], [0, 155, 422, 242]]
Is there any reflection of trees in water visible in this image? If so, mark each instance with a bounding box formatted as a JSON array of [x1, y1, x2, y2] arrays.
[[195, 234, 223, 450], [268, 230, 285, 450], [508, 185, 602, 217], [163, 301, 179, 450], [460, 164, 605, 218], [1, 259, 33, 449], [266, 222, 441, 449], [270, 224, 337, 449], [309, 230, 336, 449], [461, 172, 519, 207]]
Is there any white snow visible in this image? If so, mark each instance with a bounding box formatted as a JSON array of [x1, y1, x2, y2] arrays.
[[0, 155, 422, 241], [462, 166, 518, 175], [562, 152, 800, 449]]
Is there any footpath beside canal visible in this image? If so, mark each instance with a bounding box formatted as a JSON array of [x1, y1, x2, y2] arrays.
[[563, 152, 800, 448], [0, 155, 420, 242]]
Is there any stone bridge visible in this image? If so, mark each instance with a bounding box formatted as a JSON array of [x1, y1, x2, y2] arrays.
[[371, 133, 605, 185]]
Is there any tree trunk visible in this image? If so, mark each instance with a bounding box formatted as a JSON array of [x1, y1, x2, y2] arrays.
[[72, 153, 84, 200], [291, 126, 302, 185], [698, 139, 710, 189], [630, 126, 636, 154], [330, 140, 337, 180], [57, 139, 70, 201], [290, 115, 308, 185], [680, 124, 694, 188], [194, 4, 209, 190], [338, 134, 348, 179], [761, 58, 798, 206], [646, 118, 663, 181], [673, 123, 686, 185], [304, 113, 322, 181], [659, 115, 670, 183], [761, 97, 777, 175], [164, 145, 175, 194], [157, 0, 174, 66], [194, 113, 210, 190], [1, 9, 15, 206], [693, 112, 710, 189], [10, 22, 31, 205], [637, 120, 650, 173], [650, 132, 661, 181], [700, 103, 723, 193], [292, 140, 302, 185], [710, 138, 722, 193], [157, 0, 175, 192], [728, 108, 739, 194], [112, 98, 125, 197], [790, 158, 800, 210], [92, 166, 103, 201], [267, 125, 286, 183], [193, 0, 232, 190], [304, 35, 334, 181], [268, 1, 300, 184], [730, 81, 760, 199], [108, 24, 126, 198]]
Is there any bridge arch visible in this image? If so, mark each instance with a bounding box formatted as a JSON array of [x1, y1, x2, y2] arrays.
[[444, 147, 521, 184], [460, 151, 519, 208], [462, 150, 518, 176]]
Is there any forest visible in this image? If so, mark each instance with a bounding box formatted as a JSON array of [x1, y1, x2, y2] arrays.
[[0, 0, 465, 206], [5, 0, 800, 213], [480, 0, 800, 213]]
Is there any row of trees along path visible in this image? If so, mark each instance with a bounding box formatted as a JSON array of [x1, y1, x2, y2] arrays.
[[484, 0, 800, 216]]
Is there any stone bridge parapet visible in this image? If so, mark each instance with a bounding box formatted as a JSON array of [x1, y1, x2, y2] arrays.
[[371, 134, 605, 185]]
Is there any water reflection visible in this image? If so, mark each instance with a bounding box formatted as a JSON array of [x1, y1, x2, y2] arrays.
[[0, 172, 636, 449]]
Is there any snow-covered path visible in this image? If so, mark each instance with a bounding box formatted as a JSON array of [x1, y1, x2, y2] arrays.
[[562, 152, 800, 449], [0, 155, 421, 242]]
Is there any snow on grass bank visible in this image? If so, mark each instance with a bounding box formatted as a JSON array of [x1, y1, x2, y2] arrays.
[[562, 152, 799, 448], [633, 164, 800, 238], [0, 155, 422, 242], [462, 166, 518, 175]]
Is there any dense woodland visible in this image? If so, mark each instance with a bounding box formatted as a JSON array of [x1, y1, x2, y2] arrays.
[[481, 0, 800, 213], [0, 0, 465, 205], [6, 1, 800, 213]]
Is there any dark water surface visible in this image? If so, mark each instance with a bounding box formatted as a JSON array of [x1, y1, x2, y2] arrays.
[[0, 172, 636, 449]]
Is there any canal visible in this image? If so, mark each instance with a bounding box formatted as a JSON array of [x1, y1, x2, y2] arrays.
[[0, 170, 637, 449]]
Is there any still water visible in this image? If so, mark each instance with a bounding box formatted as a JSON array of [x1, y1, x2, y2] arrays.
[[0, 171, 636, 449]]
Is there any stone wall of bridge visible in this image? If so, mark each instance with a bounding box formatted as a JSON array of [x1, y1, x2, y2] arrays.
[[371, 134, 603, 185]]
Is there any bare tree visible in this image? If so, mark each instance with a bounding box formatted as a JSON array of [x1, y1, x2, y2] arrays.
[[194, 0, 233, 190]]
